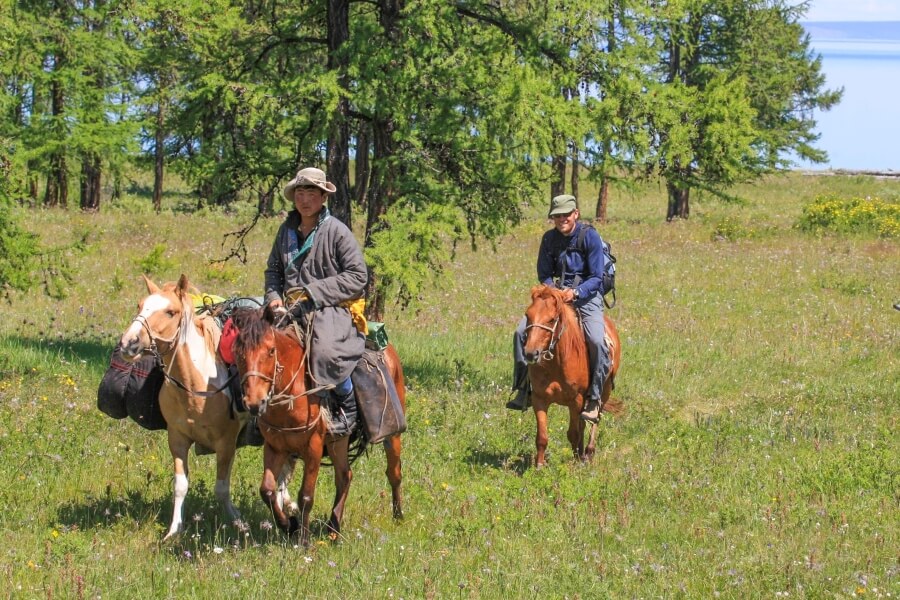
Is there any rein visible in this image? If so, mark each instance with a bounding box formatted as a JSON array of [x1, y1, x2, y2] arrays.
[[524, 314, 566, 362], [133, 311, 235, 399], [239, 319, 332, 418], [258, 410, 323, 434]]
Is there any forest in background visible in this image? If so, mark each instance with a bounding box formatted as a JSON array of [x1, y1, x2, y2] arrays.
[[2, 0, 840, 313]]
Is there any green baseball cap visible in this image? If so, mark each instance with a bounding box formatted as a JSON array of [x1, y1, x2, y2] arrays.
[[548, 194, 578, 217]]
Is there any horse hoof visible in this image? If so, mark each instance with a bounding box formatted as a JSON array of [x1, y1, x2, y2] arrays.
[[287, 516, 300, 536], [161, 529, 182, 543]]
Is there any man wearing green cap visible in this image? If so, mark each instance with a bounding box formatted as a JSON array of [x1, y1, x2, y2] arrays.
[[508, 194, 611, 423]]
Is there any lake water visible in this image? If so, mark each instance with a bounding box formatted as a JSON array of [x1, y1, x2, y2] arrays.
[[795, 22, 900, 172]]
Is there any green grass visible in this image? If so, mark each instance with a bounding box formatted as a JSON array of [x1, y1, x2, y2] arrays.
[[0, 173, 898, 598]]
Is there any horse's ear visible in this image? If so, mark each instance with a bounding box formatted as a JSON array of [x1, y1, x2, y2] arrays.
[[142, 274, 160, 294], [262, 304, 276, 325], [176, 274, 190, 295]]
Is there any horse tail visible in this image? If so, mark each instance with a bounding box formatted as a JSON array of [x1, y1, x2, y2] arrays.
[[601, 396, 624, 416]]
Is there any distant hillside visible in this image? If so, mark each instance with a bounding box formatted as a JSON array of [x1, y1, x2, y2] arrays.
[[803, 21, 900, 41]]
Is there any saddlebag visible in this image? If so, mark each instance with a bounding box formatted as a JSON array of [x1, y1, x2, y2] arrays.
[[97, 346, 167, 431], [351, 349, 406, 444]]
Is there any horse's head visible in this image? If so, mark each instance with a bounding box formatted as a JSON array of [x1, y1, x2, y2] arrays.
[[119, 274, 191, 361], [523, 285, 567, 363], [232, 305, 280, 416]]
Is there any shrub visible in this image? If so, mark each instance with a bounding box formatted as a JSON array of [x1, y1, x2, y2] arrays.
[[134, 243, 176, 275], [710, 217, 754, 241], [796, 194, 900, 237]]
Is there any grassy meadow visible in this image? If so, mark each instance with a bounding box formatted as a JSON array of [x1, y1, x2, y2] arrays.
[[0, 173, 898, 599]]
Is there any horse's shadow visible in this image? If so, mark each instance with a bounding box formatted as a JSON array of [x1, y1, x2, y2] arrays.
[[54, 479, 366, 551], [53, 481, 284, 549], [463, 448, 532, 475], [9, 334, 111, 372]]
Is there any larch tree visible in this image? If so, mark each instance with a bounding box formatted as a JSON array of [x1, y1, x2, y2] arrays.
[[644, 0, 839, 220]]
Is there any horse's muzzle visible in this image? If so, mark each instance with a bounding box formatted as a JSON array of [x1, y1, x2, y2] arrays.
[[523, 350, 542, 364], [243, 398, 264, 417], [119, 339, 144, 362]]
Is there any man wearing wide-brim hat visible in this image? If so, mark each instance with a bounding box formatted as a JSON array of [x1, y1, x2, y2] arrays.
[[507, 194, 611, 424], [281, 166, 337, 199], [263, 166, 365, 435]]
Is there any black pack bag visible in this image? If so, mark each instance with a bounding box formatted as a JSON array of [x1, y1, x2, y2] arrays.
[[97, 346, 167, 430]]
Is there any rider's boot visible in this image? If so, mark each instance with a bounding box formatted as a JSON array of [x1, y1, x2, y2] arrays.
[[505, 387, 530, 411], [580, 397, 600, 424], [329, 379, 358, 436]]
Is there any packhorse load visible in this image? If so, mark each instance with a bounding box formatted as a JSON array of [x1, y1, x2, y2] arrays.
[[97, 293, 264, 431]]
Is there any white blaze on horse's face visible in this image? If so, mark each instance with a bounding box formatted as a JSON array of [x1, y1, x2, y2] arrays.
[[119, 293, 175, 359]]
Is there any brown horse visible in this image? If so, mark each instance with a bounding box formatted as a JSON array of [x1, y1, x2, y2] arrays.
[[232, 305, 406, 546], [522, 285, 622, 467], [118, 275, 248, 539]]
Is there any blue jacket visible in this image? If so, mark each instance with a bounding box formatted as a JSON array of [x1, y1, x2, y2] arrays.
[[537, 222, 607, 302]]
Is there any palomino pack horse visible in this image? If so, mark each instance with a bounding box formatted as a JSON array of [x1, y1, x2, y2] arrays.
[[118, 275, 249, 540], [232, 306, 406, 546], [522, 284, 622, 467]]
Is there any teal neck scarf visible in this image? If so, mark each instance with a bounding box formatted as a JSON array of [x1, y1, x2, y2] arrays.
[[288, 206, 331, 265]]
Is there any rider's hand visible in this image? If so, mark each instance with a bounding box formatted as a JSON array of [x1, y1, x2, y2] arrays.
[[561, 289, 577, 304], [268, 299, 287, 315]]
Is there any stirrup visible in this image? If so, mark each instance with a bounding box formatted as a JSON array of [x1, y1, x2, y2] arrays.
[[580, 399, 600, 424]]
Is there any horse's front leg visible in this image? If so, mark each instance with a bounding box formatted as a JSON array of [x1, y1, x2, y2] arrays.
[[567, 401, 587, 461], [164, 430, 192, 540], [213, 431, 242, 525], [276, 457, 298, 517], [533, 401, 550, 468], [295, 444, 323, 547], [585, 421, 600, 461], [325, 435, 353, 540], [260, 443, 293, 534], [383, 434, 403, 519]]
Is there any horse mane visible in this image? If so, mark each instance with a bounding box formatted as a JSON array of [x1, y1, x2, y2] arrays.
[[232, 307, 271, 356], [531, 285, 586, 364], [158, 281, 218, 355]]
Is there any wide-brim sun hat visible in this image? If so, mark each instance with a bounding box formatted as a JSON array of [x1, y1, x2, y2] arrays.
[[548, 194, 578, 217], [283, 167, 337, 200]]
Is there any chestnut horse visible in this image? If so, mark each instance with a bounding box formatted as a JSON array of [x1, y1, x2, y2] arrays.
[[522, 285, 622, 467], [232, 306, 406, 546], [118, 275, 251, 539]]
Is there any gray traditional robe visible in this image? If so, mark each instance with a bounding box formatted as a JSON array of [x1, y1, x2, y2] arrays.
[[264, 210, 367, 385]]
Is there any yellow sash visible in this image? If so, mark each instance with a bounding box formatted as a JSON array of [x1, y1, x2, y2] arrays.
[[286, 288, 368, 336]]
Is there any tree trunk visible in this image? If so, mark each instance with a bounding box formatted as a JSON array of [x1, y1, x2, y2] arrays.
[[363, 0, 404, 321], [153, 99, 165, 213], [364, 117, 395, 321], [550, 152, 566, 198], [595, 176, 609, 223], [354, 123, 371, 208], [570, 147, 579, 200], [665, 181, 690, 221], [79, 152, 101, 211], [258, 189, 274, 217], [326, 0, 352, 228], [44, 53, 67, 208]]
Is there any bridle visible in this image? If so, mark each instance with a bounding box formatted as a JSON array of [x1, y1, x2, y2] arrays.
[[132, 313, 180, 357], [130, 309, 236, 398], [238, 328, 331, 432], [524, 314, 566, 362]]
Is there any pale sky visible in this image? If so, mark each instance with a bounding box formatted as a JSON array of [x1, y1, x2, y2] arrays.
[[804, 0, 900, 21]]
